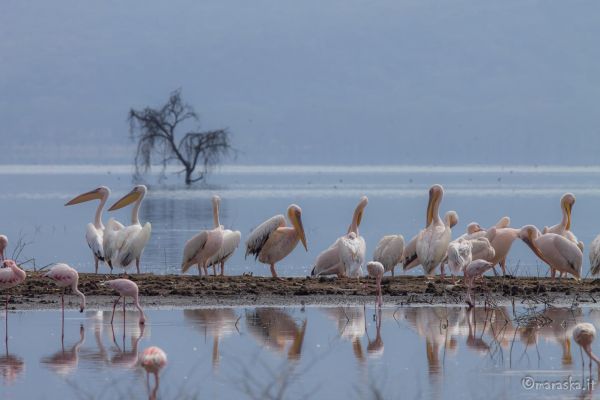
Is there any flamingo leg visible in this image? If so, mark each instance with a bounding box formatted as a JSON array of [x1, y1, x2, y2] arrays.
[[111, 296, 122, 324], [220, 261, 225, 276], [270, 264, 278, 278], [136, 258, 140, 274], [123, 297, 126, 323]]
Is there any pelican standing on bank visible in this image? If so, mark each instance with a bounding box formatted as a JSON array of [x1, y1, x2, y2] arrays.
[[518, 225, 582, 280], [416, 185, 454, 276], [245, 204, 308, 278], [65, 186, 112, 273], [181, 196, 225, 276], [312, 196, 368, 277], [107, 185, 152, 274], [0, 235, 7, 262], [544, 193, 584, 278], [206, 196, 241, 276], [403, 210, 458, 273]]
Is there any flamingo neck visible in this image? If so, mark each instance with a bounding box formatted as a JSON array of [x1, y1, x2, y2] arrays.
[[134, 295, 146, 324], [94, 194, 108, 229], [72, 282, 85, 311], [585, 345, 600, 365]]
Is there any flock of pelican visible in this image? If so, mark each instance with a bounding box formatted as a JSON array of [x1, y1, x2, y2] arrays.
[[3, 182, 600, 314]]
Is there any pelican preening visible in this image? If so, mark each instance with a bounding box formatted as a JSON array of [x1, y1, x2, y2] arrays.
[[543, 193, 584, 278], [245, 204, 308, 278], [65, 186, 111, 273], [182, 196, 225, 276], [416, 185, 456, 276], [311, 196, 368, 278], [518, 225, 582, 280]]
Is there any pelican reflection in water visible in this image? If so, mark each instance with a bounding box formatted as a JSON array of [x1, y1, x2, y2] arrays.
[[184, 308, 239, 369], [245, 308, 307, 360]]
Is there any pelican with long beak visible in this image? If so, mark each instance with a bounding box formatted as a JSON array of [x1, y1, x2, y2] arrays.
[[416, 185, 454, 276], [65, 186, 112, 273], [518, 225, 582, 280], [205, 196, 241, 276], [311, 196, 368, 278], [543, 193, 583, 278], [245, 204, 308, 278], [403, 210, 458, 273], [107, 185, 152, 274], [182, 195, 225, 276]]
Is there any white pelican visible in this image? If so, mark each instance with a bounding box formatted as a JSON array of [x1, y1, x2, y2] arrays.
[[518, 225, 582, 279], [590, 235, 600, 276], [543, 193, 584, 278], [107, 185, 152, 274], [0, 235, 7, 261], [403, 211, 458, 272], [311, 197, 368, 278], [205, 196, 241, 276], [245, 204, 307, 278], [416, 185, 454, 276], [372, 235, 404, 276], [181, 196, 225, 276], [446, 240, 472, 278], [65, 186, 112, 273]]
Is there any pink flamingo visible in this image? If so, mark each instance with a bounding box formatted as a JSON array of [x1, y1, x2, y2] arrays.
[[367, 261, 384, 308], [463, 259, 495, 307], [45, 264, 86, 315], [0, 260, 26, 342], [103, 279, 146, 325], [0, 236, 7, 262], [139, 346, 167, 398], [573, 323, 600, 371]]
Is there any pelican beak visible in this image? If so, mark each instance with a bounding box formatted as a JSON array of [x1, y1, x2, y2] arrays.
[[522, 230, 550, 266], [292, 209, 308, 251], [108, 189, 141, 211], [356, 209, 364, 228], [565, 202, 572, 231], [65, 188, 103, 206], [426, 187, 441, 227]]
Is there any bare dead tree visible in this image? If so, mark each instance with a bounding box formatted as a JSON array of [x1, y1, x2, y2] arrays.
[[128, 89, 232, 185]]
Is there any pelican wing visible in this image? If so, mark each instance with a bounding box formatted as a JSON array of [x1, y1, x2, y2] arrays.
[[114, 222, 151, 268], [85, 223, 104, 261], [103, 218, 124, 266], [182, 230, 209, 273], [447, 240, 471, 275], [312, 240, 343, 276], [470, 237, 495, 261], [552, 235, 582, 278], [338, 235, 365, 277], [590, 235, 600, 276], [402, 234, 420, 271], [207, 230, 241, 267], [373, 235, 405, 273], [245, 215, 286, 260]]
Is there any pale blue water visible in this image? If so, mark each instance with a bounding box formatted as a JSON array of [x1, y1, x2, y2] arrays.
[[0, 305, 598, 399], [0, 164, 599, 276]]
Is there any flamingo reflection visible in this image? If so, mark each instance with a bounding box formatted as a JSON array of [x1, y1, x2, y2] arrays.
[[0, 342, 24, 385], [366, 308, 384, 358], [40, 325, 85, 376], [183, 308, 239, 369], [245, 308, 307, 360]]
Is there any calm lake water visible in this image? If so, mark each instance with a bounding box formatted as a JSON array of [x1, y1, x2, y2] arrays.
[[0, 304, 599, 399], [1, 164, 600, 277]]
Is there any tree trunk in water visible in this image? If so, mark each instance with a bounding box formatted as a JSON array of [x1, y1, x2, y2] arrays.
[[185, 168, 193, 185]]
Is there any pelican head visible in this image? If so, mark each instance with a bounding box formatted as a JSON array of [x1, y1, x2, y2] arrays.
[[65, 186, 110, 206], [287, 204, 307, 251], [444, 211, 459, 228], [561, 193, 575, 230], [426, 185, 444, 226], [108, 185, 147, 211], [518, 225, 550, 265], [466, 222, 482, 234]]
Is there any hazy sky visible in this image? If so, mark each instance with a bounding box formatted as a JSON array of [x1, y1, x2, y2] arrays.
[[1, 1, 599, 164]]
